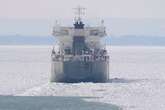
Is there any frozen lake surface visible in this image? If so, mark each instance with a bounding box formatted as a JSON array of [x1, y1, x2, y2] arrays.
[[0, 46, 165, 110]]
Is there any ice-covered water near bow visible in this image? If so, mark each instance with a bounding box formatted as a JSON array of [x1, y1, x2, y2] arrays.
[[0, 45, 165, 110]]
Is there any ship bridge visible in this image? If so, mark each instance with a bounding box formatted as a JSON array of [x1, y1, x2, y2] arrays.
[[52, 6, 107, 54]]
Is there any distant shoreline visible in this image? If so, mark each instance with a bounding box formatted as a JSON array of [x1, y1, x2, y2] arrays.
[[1, 35, 165, 46], [0, 45, 165, 47]]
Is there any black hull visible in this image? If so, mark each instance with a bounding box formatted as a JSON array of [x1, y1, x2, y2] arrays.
[[51, 61, 109, 83]]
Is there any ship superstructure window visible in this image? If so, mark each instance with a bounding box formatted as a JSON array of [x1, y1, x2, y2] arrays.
[[53, 28, 69, 36], [61, 29, 69, 36], [90, 30, 99, 36]]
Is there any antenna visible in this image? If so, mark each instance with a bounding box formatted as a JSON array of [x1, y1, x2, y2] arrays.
[[74, 6, 86, 21], [101, 20, 104, 26]]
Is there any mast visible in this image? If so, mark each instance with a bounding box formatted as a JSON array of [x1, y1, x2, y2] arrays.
[[74, 6, 86, 22], [73, 6, 85, 29]]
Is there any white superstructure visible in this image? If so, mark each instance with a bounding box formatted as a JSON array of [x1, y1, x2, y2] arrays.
[[51, 6, 109, 82]]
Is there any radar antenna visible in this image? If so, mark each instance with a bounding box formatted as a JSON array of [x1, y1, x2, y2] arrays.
[[74, 6, 86, 21]]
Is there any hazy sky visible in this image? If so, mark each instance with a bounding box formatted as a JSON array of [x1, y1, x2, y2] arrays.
[[0, 0, 165, 19], [0, 0, 165, 36]]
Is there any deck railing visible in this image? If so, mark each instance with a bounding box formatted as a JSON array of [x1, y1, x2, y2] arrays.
[[51, 54, 109, 62]]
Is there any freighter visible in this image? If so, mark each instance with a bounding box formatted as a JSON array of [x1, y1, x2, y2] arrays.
[[51, 6, 109, 82]]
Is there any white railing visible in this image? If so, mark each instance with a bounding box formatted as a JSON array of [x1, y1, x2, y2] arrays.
[[52, 54, 109, 62]]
